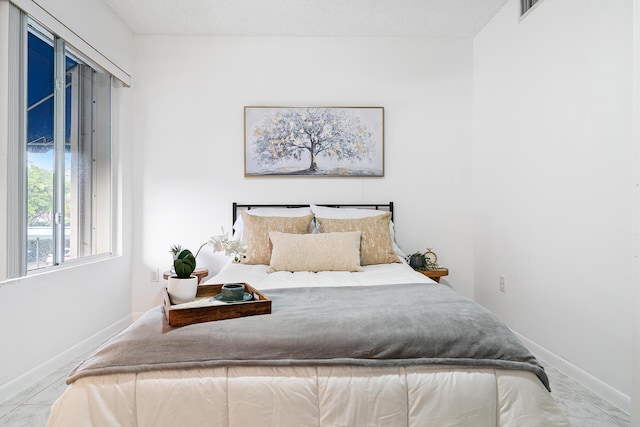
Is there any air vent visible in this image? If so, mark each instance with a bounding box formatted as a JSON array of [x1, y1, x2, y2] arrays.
[[521, 0, 541, 16]]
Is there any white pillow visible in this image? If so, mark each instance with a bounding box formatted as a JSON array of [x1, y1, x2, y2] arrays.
[[310, 205, 405, 257], [233, 207, 314, 240], [267, 231, 363, 273]]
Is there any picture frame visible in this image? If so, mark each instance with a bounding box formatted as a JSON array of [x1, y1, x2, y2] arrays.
[[244, 106, 384, 177]]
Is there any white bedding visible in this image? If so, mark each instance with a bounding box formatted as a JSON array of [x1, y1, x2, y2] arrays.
[[204, 258, 437, 290], [47, 261, 570, 427]]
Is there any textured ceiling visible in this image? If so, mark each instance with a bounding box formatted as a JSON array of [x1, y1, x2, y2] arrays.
[[97, 0, 508, 38]]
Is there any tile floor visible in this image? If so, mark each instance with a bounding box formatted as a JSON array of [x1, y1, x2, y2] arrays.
[[540, 361, 630, 427], [0, 356, 631, 426], [0, 354, 82, 427]]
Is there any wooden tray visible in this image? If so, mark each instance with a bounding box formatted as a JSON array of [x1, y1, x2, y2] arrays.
[[163, 283, 271, 327]]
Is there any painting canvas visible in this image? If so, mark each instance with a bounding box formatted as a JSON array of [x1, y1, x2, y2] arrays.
[[244, 107, 384, 177]]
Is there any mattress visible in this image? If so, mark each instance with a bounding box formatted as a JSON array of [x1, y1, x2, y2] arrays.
[[47, 262, 570, 426]]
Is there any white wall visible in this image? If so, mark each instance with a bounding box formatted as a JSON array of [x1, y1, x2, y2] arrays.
[[0, 0, 134, 402], [473, 0, 632, 410], [130, 36, 475, 313]]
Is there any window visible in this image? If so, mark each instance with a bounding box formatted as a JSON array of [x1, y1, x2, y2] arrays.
[[521, 0, 541, 16], [8, 10, 114, 277]]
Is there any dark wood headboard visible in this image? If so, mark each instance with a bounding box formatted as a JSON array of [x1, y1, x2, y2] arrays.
[[232, 202, 394, 226]]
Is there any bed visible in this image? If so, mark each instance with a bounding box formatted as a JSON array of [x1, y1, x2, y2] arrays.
[[47, 203, 569, 427]]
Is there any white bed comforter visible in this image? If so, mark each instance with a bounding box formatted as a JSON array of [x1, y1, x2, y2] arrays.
[[47, 262, 570, 427], [205, 259, 438, 290]]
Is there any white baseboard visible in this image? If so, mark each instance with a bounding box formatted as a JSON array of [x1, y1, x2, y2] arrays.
[[131, 311, 145, 322], [0, 315, 132, 405], [515, 331, 631, 414]]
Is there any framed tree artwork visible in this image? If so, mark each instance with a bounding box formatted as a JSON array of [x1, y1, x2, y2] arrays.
[[244, 106, 384, 177]]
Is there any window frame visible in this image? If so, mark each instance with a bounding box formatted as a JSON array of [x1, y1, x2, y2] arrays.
[[6, 4, 28, 278], [6, 6, 116, 278]]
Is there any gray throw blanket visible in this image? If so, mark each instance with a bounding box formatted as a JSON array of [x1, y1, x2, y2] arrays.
[[68, 283, 549, 391]]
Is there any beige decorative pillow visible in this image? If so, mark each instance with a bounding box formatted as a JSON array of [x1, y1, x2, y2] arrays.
[[316, 212, 401, 266], [240, 212, 314, 265], [267, 231, 363, 273]]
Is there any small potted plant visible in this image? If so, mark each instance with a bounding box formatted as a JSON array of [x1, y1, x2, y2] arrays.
[[166, 230, 247, 304], [406, 249, 439, 271], [407, 252, 427, 269], [167, 247, 198, 304]]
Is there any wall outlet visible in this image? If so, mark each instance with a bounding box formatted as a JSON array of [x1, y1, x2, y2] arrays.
[[150, 267, 159, 282], [499, 275, 506, 293]]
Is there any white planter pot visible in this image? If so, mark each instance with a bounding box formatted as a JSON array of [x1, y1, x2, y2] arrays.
[[167, 276, 198, 304]]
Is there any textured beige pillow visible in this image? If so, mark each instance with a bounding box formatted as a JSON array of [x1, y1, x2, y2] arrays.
[[241, 212, 315, 265], [267, 231, 363, 273], [316, 212, 401, 265]]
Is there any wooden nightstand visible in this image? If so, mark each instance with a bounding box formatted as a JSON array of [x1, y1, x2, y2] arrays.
[[163, 267, 209, 284], [415, 268, 449, 283]]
